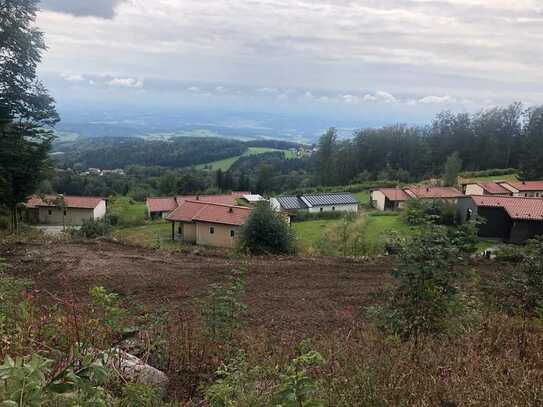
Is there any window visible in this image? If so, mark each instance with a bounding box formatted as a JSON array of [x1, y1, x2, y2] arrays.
[[320, 207, 323, 212], [48, 210, 52, 216], [209, 226, 215, 234], [332, 206, 336, 211], [230, 229, 235, 238], [63, 210, 67, 216]]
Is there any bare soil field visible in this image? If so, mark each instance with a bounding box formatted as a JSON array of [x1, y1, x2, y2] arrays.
[[0, 240, 393, 337]]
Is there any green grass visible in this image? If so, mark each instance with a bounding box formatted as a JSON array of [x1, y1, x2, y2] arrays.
[[354, 190, 370, 205], [459, 172, 518, 183], [112, 222, 178, 249], [363, 213, 415, 247], [292, 218, 340, 248], [110, 196, 146, 226], [195, 147, 295, 171]]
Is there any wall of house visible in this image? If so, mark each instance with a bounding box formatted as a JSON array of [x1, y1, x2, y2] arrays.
[[181, 222, 197, 242], [196, 222, 240, 248], [514, 191, 543, 198], [510, 221, 543, 243], [307, 204, 358, 213], [477, 207, 513, 240], [371, 191, 386, 211], [38, 207, 95, 226], [270, 198, 281, 211], [93, 200, 107, 220], [465, 184, 484, 196]]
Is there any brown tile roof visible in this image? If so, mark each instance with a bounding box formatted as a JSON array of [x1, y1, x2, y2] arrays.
[[502, 181, 543, 192], [26, 195, 105, 209], [478, 182, 511, 195], [471, 195, 543, 221], [167, 200, 252, 226], [405, 186, 464, 199], [146, 197, 178, 213], [377, 188, 410, 202]]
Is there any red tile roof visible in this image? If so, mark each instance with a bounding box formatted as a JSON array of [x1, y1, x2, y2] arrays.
[[478, 182, 511, 195], [405, 186, 464, 199], [146, 197, 178, 213], [377, 188, 409, 202], [26, 195, 105, 209], [167, 200, 252, 226], [502, 181, 543, 192], [175, 194, 241, 206], [471, 195, 543, 221]]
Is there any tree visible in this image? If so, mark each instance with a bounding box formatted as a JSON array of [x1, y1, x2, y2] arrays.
[[519, 106, 543, 180], [216, 169, 224, 191], [316, 128, 337, 186], [239, 202, 295, 255], [0, 0, 59, 230], [443, 152, 462, 187]]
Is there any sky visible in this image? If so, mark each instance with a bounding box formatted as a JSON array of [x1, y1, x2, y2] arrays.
[[36, 0, 543, 133]]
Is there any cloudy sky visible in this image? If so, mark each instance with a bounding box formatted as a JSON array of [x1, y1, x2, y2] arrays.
[[37, 0, 543, 129]]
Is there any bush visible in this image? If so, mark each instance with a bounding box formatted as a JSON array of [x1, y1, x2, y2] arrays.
[[73, 218, 112, 239], [239, 202, 296, 255], [293, 210, 346, 222], [402, 198, 457, 226], [460, 168, 517, 178]]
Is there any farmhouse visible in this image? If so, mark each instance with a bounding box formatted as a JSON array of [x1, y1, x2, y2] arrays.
[[370, 188, 409, 211], [463, 182, 513, 196], [457, 195, 543, 243], [371, 186, 464, 211], [498, 181, 543, 198], [166, 200, 252, 248], [270, 193, 359, 214], [25, 195, 107, 226], [146, 192, 249, 219]]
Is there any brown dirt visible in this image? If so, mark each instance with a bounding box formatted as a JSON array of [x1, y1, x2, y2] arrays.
[[0, 240, 393, 337]]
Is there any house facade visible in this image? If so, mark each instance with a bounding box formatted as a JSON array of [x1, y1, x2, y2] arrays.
[[146, 192, 249, 219], [457, 195, 543, 243], [166, 200, 252, 248], [270, 193, 358, 214], [25, 195, 107, 226], [498, 181, 543, 198], [463, 182, 513, 196], [371, 188, 409, 211]]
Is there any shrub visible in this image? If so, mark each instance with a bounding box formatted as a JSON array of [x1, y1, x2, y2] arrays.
[[293, 210, 346, 222], [402, 198, 457, 226], [74, 218, 112, 239], [239, 202, 296, 255]]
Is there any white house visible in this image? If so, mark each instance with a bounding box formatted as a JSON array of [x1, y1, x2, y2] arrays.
[[270, 193, 358, 213]]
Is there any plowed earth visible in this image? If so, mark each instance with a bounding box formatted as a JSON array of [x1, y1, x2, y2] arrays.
[[1, 240, 393, 336]]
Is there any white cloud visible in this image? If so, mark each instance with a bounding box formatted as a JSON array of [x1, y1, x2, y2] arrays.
[[361, 91, 398, 103], [187, 86, 201, 93], [61, 73, 84, 82], [107, 77, 144, 88], [418, 95, 457, 104], [257, 87, 279, 93]]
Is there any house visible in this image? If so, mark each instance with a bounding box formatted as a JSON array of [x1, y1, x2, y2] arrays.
[[25, 195, 107, 226], [463, 182, 513, 196], [371, 188, 409, 211], [166, 200, 252, 248], [146, 192, 249, 219], [241, 194, 265, 204], [457, 195, 543, 243], [371, 186, 464, 211], [270, 193, 359, 214], [498, 181, 543, 198]]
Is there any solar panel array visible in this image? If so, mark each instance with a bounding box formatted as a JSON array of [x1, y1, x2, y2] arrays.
[[276, 193, 358, 209]]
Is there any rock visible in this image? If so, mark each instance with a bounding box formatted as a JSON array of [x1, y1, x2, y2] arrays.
[[105, 348, 169, 396]]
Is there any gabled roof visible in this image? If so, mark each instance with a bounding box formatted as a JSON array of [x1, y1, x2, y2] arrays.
[[166, 200, 252, 226], [375, 188, 409, 202], [478, 182, 511, 195], [275, 196, 309, 210], [471, 195, 543, 221], [243, 194, 265, 203], [501, 181, 543, 192], [301, 193, 358, 207], [26, 195, 105, 209], [405, 186, 464, 199], [146, 197, 178, 213]]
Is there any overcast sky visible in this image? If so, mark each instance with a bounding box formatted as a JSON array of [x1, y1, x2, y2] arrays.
[[37, 0, 543, 125]]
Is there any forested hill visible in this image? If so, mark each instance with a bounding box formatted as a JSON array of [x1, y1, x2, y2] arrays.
[[52, 137, 302, 170]]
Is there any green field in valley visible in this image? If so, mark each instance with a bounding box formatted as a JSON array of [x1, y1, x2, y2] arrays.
[[109, 196, 146, 226], [195, 147, 296, 171]]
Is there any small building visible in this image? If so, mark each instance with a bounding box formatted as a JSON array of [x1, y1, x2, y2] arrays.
[[166, 200, 252, 248], [270, 193, 359, 214], [146, 192, 249, 219], [498, 181, 543, 198], [463, 182, 513, 196], [457, 195, 543, 243], [25, 195, 107, 226], [371, 188, 409, 211], [371, 186, 464, 211], [241, 194, 265, 204]]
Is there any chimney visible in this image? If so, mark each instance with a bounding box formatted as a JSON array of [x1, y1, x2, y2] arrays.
[[196, 195, 200, 200], [522, 181, 526, 185], [426, 187, 430, 192], [228, 207, 233, 213]]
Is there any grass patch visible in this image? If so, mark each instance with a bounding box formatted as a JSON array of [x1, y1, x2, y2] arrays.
[[292, 218, 340, 249], [459, 172, 518, 183], [363, 212, 414, 249], [113, 222, 178, 249], [196, 147, 295, 171], [354, 190, 370, 205], [110, 196, 146, 227]]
